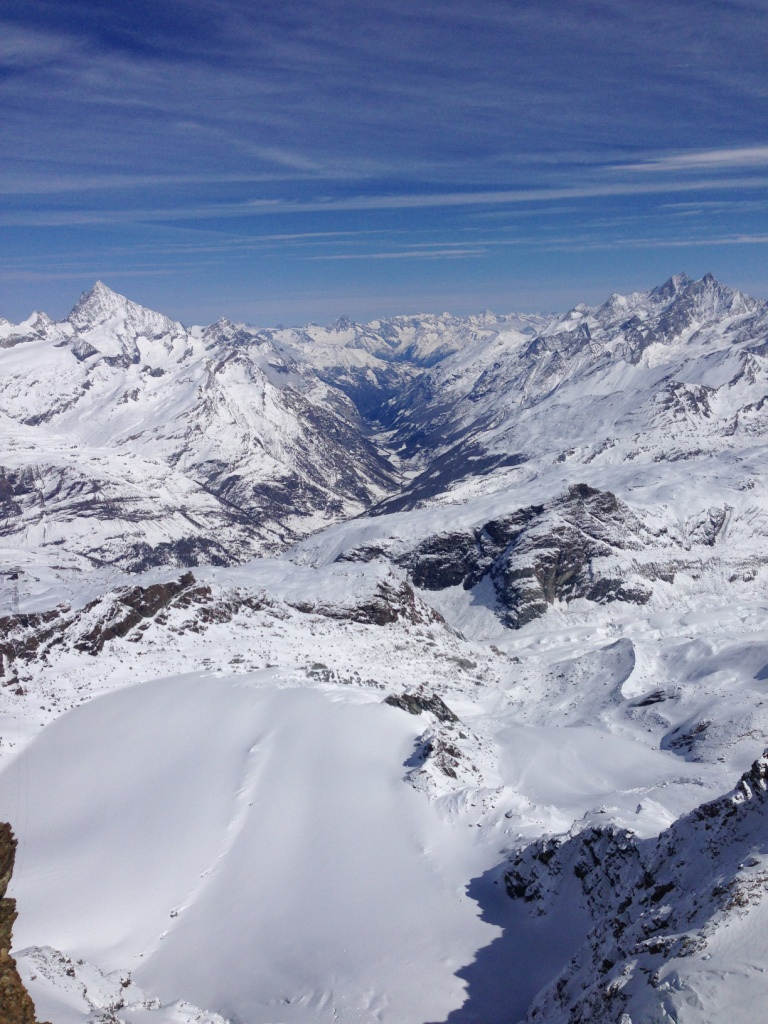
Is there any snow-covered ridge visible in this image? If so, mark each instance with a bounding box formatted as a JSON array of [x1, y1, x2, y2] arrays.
[[505, 752, 768, 1023], [3, 273, 768, 1023], [0, 282, 400, 567], [3, 272, 768, 590]]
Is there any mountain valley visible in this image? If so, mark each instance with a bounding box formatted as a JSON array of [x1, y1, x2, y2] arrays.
[[1, 273, 768, 1024]]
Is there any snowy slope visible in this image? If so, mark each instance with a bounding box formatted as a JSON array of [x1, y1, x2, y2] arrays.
[[3, 678, 497, 1024], [0, 284, 398, 568], [1, 273, 768, 1024], [505, 752, 768, 1023], [1, 552, 767, 1022]]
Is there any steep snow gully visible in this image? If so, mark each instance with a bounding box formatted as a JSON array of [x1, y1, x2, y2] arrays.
[[1, 273, 768, 1022]]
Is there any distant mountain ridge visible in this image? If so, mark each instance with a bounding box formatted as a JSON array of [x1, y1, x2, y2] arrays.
[[2, 273, 768, 614]]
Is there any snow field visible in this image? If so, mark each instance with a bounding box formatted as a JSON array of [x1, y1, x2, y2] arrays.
[[1, 674, 499, 1024]]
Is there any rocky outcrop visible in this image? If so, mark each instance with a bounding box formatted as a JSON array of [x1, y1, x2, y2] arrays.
[[74, 572, 208, 654], [291, 576, 443, 627], [504, 751, 768, 1023], [0, 569, 444, 693], [383, 691, 459, 722], [0, 573, 213, 671], [342, 484, 659, 627], [0, 823, 42, 1024]]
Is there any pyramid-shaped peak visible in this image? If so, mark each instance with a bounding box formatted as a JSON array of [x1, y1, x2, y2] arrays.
[[67, 281, 182, 335], [68, 281, 131, 324], [79, 280, 127, 307], [91, 280, 119, 297]]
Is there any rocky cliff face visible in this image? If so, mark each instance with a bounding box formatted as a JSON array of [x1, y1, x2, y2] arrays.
[[336, 483, 697, 627], [0, 823, 41, 1024], [504, 752, 768, 1023]]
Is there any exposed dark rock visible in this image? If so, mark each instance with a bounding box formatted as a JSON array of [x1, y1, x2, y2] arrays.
[[339, 504, 542, 593], [661, 718, 711, 759], [384, 691, 459, 723], [74, 573, 207, 654], [630, 689, 669, 707], [404, 731, 463, 779], [0, 606, 68, 680], [0, 468, 37, 521], [121, 537, 243, 572], [291, 577, 442, 627], [0, 823, 45, 1024], [475, 485, 656, 626], [70, 338, 99, 362], [343, 484, 657, 628], [504, 749, 768, 1023], [657, 379, 715, 420], [421, 736, 462, 778]]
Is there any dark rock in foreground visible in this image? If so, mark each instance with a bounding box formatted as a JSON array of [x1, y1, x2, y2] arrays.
[[0, 823, 44, 1024]]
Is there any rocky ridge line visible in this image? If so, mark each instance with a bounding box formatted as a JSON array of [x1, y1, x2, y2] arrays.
[[504, 751, 768, 1023]]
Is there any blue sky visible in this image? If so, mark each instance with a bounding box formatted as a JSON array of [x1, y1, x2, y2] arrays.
[[3, 0, 768, 325]]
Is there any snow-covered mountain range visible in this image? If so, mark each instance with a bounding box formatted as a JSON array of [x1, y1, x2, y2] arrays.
[[1, 273, 768, 1024]]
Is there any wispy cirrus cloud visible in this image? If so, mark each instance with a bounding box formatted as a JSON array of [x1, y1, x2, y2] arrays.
[[3, 0, 768, 321], [0, 268, 181, 282], [539, 232, 768, 253], [5, 1, 768, 197], [622, 146, 768, 173], [6, 175, 768, 227], [304, 249, 486, 261], [0, 172, 319, 196]]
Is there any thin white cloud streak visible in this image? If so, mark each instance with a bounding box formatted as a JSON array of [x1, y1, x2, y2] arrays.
[[0, 231, 393, 272], [262, 176, 768, 212], [304, 231, 768, 262], [0, 23, 80, 67], [0, 172, 323, 195], [542, 232, 768, 253], [6, 145, 767, 198], [0, 268, 180, 282], [6, 174, 768, 227], [623, 146, 768, 172], [304, 249, 486, 260]]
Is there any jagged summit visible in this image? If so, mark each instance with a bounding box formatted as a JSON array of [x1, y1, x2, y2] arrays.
[[680, 269, 762, 315], [68, 280, 129, 324], [68, 280, 183, 339], [646, 270, 762, 316], [537, 272, 764, 362], [650, 270, 693, 300]]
